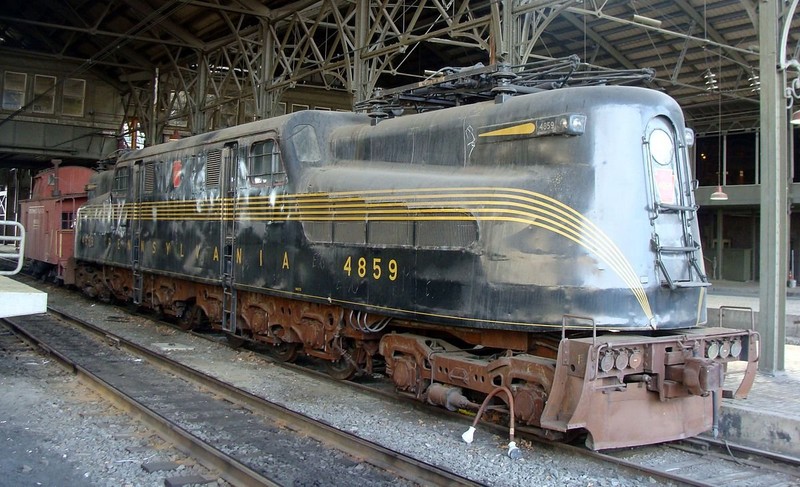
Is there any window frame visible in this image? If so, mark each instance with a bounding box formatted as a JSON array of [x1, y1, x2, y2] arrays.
[[248, 138, 287, 187], [2, 71, 27, 111], [112, 165, 131, 195], [62, 77, 86, 117], [61, 211, 76, 230], [32, 74, 56, 114]]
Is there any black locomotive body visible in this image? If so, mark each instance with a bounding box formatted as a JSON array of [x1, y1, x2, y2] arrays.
[[75, 85, 759, 450]]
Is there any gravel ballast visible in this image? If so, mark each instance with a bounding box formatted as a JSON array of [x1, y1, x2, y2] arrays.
[[0, 327, 225, 486], [2, 280, 666, 486]]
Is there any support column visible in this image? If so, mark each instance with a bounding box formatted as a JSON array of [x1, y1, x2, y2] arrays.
[[716, 209, 724, 279], [758, 0, 788, 373], [194, 53, 208, 134], [147, 67, 159, 147], [258, 20, 274, 120], [500, 0, 513, 64], [352, 0, 370, 104]]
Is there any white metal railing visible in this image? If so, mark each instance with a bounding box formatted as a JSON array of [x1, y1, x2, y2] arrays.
[[0, 221, 24, 275]]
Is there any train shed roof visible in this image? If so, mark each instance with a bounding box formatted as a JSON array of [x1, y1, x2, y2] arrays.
[[0, 1, 798, 140]]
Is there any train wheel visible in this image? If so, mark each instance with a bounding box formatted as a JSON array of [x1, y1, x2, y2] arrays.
[[324, 358, 357, 380], [268, 342, 299, 363], [177, 304, 203, 331], [324, 341, 358, 380], [226, 334, 247, 348]]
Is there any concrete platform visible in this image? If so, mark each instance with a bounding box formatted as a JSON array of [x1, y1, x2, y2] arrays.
[[0, 276, 47, 318], [706, 280, 800, 456], [707, 280, 800, 339], [719, 346, 800, 457]]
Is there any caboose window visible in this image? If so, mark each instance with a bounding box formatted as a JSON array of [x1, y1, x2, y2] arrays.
[[61, 212, 76, 229], [249, 139, 287, 187], [2, 71, 26, 110]]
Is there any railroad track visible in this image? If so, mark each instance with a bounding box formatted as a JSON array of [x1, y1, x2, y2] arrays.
[[2, 310, 483, 487], [10, 275, 800, 486], [592, 437, 800, 487], [151, 311, 800, 487]]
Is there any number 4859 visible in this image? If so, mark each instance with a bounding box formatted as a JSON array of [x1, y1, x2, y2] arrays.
[[343, 256, 398, 281]]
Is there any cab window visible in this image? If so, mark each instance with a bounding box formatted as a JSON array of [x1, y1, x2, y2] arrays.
[[112, 165, 130, 194], [249, 139, 287, 187]]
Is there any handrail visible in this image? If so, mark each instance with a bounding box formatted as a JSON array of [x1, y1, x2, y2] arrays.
[[561, 314, 597, 345], [0, 220, 25, 275], [718, 305, 755, 330]]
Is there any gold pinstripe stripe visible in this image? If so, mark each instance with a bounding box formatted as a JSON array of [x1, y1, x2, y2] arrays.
[[696, 286, 707, 326], [79, 186, 654, 320], [478, 122, 536, 137]]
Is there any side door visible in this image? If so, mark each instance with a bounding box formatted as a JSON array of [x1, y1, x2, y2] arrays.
[[108, 162, 133, 266], [220, 142, 238, 333], [131, 159, 153, 303]]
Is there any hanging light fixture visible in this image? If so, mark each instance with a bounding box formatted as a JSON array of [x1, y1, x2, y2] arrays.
[[792, 109, 800, 125], [632, 14, 662, 28], [710, 52, 728, 202], [710, 185, 728, 200]]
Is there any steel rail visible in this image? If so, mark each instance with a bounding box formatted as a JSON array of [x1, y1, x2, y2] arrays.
[[687, 436, 800, 476], [572, 446, 717, 487], [16, 275, 793, 487], [40, 308, 484, 487], [2, 316, 278, 487], [46, 303, 730, 487]]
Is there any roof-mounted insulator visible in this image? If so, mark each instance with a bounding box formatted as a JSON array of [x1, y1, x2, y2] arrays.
[[367, 88, 390, 125], [491, 63, 518, 104]]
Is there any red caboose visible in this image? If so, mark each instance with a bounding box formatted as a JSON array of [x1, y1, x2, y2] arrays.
[[20, 164, 94, 284]]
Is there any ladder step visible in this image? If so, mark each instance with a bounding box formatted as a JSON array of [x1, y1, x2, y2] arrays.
[[663, 281, 711, 288], [658, 203, 697, 212], [658, 245, 699, 253]]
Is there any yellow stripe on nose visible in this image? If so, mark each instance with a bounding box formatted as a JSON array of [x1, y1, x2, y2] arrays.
[[479, 122, 536, 137]]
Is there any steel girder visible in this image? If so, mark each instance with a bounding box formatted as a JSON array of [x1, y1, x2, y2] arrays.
[[128, 0, 524, 144]]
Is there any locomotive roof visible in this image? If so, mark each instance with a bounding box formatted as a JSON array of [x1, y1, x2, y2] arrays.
[[115, 110, 367, 165], [28, 166, 96, 199], [113, 84, 682, 170], [340, 84, 684, 140]]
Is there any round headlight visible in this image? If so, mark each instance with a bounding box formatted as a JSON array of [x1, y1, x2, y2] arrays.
[[707, 341, 720, 359], [730, 339, 742, 358], [649, 129, 674, 165], [615, 350, 630, 370], [629, 350, 643, 369], [720, 341, 731, 359], [600, 352, 615, 373]]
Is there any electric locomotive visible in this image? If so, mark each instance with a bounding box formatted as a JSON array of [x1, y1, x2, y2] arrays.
[[74, 78, 758, 450]]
